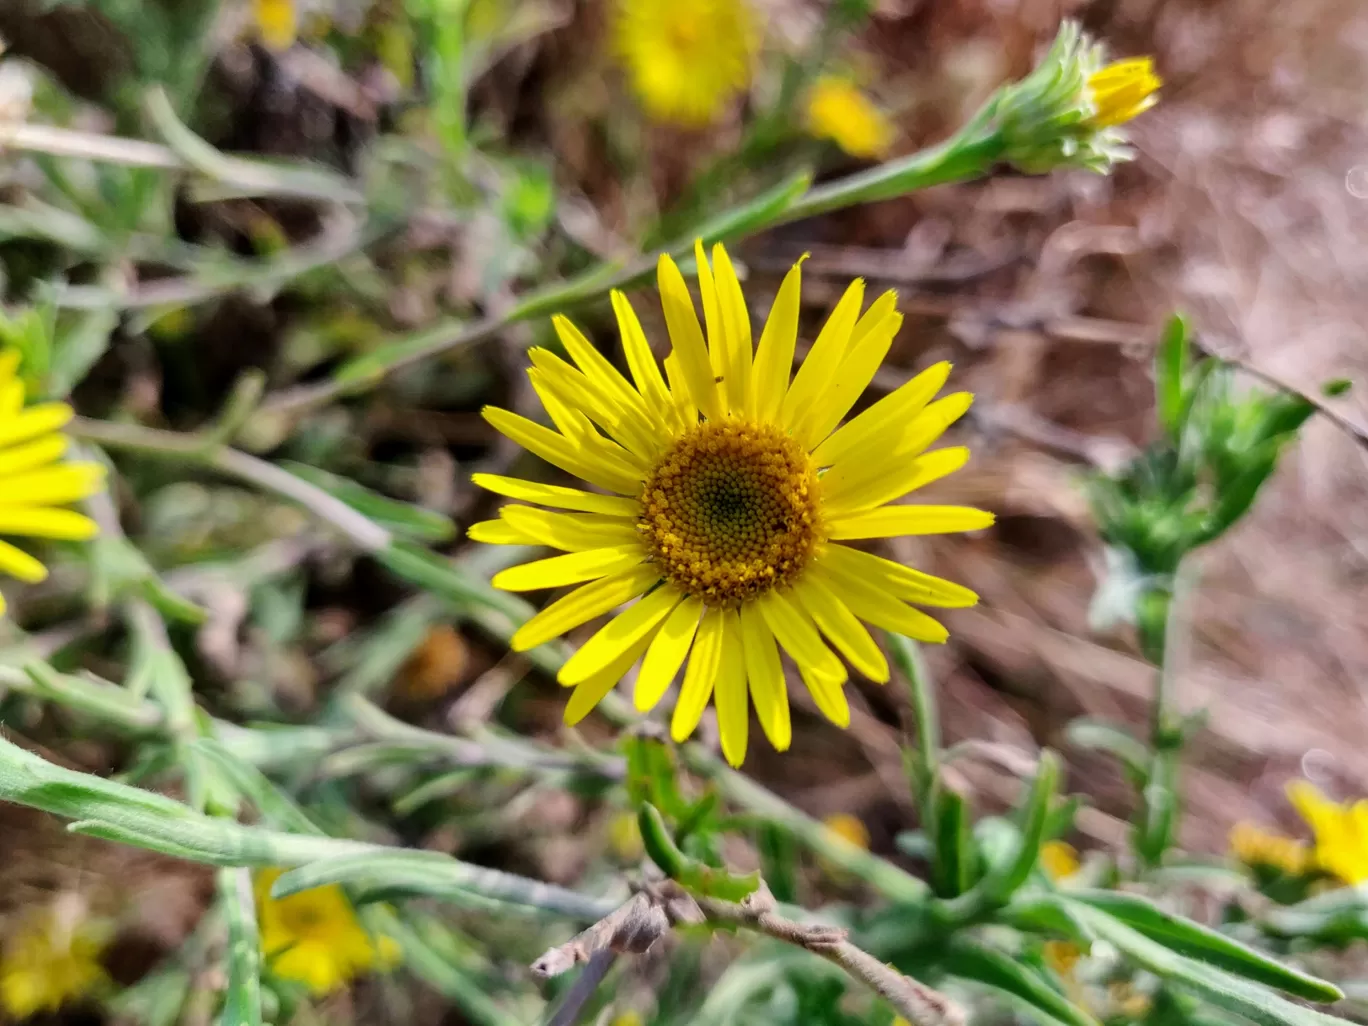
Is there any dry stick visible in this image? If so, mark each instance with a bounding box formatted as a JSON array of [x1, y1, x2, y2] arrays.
[[532, 882, 962, 1026]]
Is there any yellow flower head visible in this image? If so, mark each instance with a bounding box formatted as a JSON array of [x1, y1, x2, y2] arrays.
[[994, 22, 1160, 174], [1085, 57, 1161, 129], [0, 350, 102, 615], [823, 813, 871, 850], [1040, 840, 1081, 882], [613, 0, 757, 127], [1287, 781, 1368, 886], [1228, 821, 1312, 877], [254, 869, 400, 995], [254, 0, 298, 51], [0, 902, 110, 1019], [804, 76, 895, 160], [472, 242, 990, 766]]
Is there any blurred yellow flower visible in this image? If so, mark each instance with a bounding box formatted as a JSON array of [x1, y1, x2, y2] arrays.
[[1288, 781, 1368, 886], [804, 76, 895, 159], [254, 869, 400, 995], [0, 349, 103, 615], [613, 0, 757, 126], [1085, 57, 1161, 129], [607, 809, 645, 862], [0, 903, 110, 1019], [1229, 821, 1312, 877], [823, 813, 871, 850], [254, 0, 298, 51], [1040, 840, 1080, 882], [611, 1011, 646, 1026]]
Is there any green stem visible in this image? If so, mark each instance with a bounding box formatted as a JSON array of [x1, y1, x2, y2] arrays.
[[887, 633, 940, 811]]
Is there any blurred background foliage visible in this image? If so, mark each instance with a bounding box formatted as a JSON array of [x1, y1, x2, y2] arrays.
[[1, 2, 1367, 1026]]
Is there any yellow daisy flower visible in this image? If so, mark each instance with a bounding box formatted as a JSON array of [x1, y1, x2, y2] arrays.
[[1287, 781, 1368, 886], [823, 813, 871, 850], [1228, 821, 1313, 878], [804, 76, 895, 159], [254, 869, 400, 995], [254, 0, 298, 52], [0, 350, 103, 615], [472, 242, 990, 766], [0, 903, 110, 1020], [613, 0, 757, 127], [1039, 840, 1081, 882], [1085, 57, 1161, 129]]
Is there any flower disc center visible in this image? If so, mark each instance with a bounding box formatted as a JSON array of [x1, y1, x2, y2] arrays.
[[638, 420, 822, 605]]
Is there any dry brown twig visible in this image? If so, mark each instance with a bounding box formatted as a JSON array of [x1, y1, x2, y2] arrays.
[[532, 880, 963, 1026]]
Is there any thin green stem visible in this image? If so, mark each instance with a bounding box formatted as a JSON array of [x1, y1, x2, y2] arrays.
[[887, 633, 940, 811]]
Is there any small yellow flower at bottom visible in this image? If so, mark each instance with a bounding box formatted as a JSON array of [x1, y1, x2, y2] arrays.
[[0, 349, 103, 616], [1085, 58, 1161, 129], [0, 904, 110, 1019], [1039, 839, 1081, 882], [1287, 780, 1368, 886], [254, 869, 400, 995], [254, 0, 298, 51], [822, 813, 871, 851], [1228, 821, 1312, 877], [804, 76, 895, 159]]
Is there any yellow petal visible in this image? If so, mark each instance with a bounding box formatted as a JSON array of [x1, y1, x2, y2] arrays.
[[550, 317, 661, 456], [819, 544, 978, 608], [750, 257, 803, 421], [558, 585, 683, 686], [811, 361, 951, 468], [791, 574, 889, 682], [529, 367, 652, 475], [0, 404, 75, 450], [792, 292, 900, 450], [671, 605, 723, 742], [694, 240, 727, 397], [780, 279, 864, 432], [713, 244, 753, 417], [714, 609, 749, 765], [0, 464, 105, 508], [482, 406, 643, 495], [491, 545, 646, 591], [470, 474, 640, 517], [826, 504, 995, 541], [511, 565, 660, 652], [613, 290, 676, 429], [466, 519, 541, 545], [0, 435, 69, 477], [564, 631, 656, 726], [499, 506, 641, 552], [809, 562, 947, 643], [528, 351, 659, 463], [823, 446, 971, 518], [754, 589, 846, 685], [820, 392, 973, 505], [799, 661, 850, 728], [657, 254, 723, 421], [635, 595, 705, 711], [738, 603, 790, 751], [662, 352, 698, 428], [0, 539, 48, 583], [0, 507, 98, 540]]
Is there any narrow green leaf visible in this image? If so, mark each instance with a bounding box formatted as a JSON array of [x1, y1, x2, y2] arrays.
[[1064, 719, 1150, 780], [191, 739, 324, 836], [1075, 890, 1340, 1002], [985, 750, 1059, 901], [1067, 902, 1348, 1026], [942, 938, 1100, 1026], [281, 462, 456, 542], [931, 783, 973, 898], [270, 851, 614, 921], [1156, 314, 1191, 437], [377, 540, 527, 619], [217, 868, 263, 1026]]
